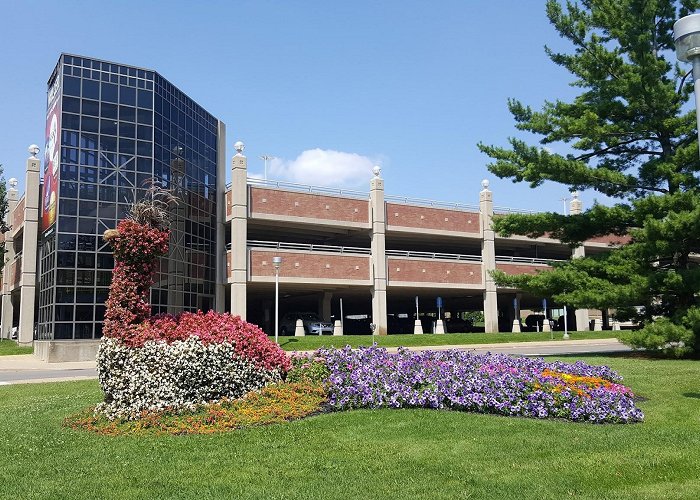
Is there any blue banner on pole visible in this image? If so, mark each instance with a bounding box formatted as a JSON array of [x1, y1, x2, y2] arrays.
[[436, 296, 443, 308]]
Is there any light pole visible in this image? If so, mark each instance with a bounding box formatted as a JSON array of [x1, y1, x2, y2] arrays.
[[674, 13, 700, 157], [260, 155, 275, 181], [273, 256, 282, 344]]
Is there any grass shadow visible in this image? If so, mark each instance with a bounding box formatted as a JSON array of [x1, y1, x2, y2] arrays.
[[682, 392, 700, 399]]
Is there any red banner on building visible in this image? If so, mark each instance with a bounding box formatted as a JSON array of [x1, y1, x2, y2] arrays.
[[41, 73, 61, 231]]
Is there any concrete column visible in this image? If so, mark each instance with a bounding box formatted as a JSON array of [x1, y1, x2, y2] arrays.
[[480, 180, 498, 333], [230, 141, 248, 319], [18, 151, 41, 345], [319, 291, 332, 322], [569, 192, 589, 331], [214, 121, 227, 312], [370, 166, 388, 336], [0, 180, 19, 339]]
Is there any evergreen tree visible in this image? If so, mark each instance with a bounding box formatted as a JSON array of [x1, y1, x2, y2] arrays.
[[478, 0, 700, 356]]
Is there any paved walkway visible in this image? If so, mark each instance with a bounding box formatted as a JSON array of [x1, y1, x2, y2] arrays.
[[0, 338, 631, 385]]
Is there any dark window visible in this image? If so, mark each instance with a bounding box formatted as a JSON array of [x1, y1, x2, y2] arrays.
[[119, 139, 135, 154], [101, 82, 118, 103], [81, 133, 98, 149], [63, 76, 81, 97], [119, 122, 135, 138], [101, 102, 118, 119], [78, 200, 98, 217], [120, 86, 136, 105], [137, 109, 153, 125], [75, 306, 93, 321], [76, 270, 95, 286], [75, 323, 94, 340], [78, 217, 96, 234], [119, 106, 135, 122], [63, 113, 80, 130], [77, 253, 95, 268], [98, 187, 116, 203], [82, 79, 99, 100], [58, 233, 76, 250], [137, 141, 152, 156], [81, 116, 99, 133], [62, 130, 79, 147], [136, 125, 152, 140], [79, 167, 98, 184], [55, 306, 74, 321], [63, 96, 80, 113], [57, 269, 75, 285], [80, 150, 98, 166], [100, 135, 117, 152], [54, 324, 74, 340], [77, 235, 96, 251], [137, 89, 153, 109], [57, 251, 76, 267], [60, 165, 78, 181], [56, 287, 75, 303], [76, 288, 94, 303], [96, 272, 111, 287], [58, 216, 77, 232], [97, 254, 114, 269], [82, 99, 99, 116], [100, 119, 118, 136]]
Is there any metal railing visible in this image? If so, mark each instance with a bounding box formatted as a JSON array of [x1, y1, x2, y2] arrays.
[[495, 256, 563, 265], [386, 249, 482, 262], [385, 195, 480, 213], [245, 239, 371, 255], [494, 206, 539, 215], [246, 178, 369, 200]]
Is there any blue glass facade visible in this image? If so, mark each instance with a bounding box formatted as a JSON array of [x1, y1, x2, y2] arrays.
[[38, 54, 221, 340]]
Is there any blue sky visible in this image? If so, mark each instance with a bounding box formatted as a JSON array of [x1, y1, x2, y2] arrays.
[[1, 0, 588, 213]]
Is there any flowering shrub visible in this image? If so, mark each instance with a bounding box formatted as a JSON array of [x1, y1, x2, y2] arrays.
[[96, 337, 286, 420], [287, 353, 331, 385], [318, 346, 644, 423], [130, 310, 290, 372], [102, 219, 169, 342]]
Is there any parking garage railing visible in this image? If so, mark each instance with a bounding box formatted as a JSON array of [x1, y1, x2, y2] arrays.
[[386, 249, 482, 262], [246, 240, 372, 255], [245, 178, 369, 200], [495, 256, 564, 265], [385, 195, 480, 212]]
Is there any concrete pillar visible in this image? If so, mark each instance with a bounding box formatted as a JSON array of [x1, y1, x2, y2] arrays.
[[319, 291, 332, 322], [230, 141, 248, 319], [214, 121, 227, 312], [593, 318, 603, 331], [612, 320, 621, 331], [370, 166, 388, 336], [0, 180, 19, 339], [294, 319, 305, 337], [413, 320, 423, 334], [333, 320, 343, 336], [511, 319, 521, 333], [569, 192, 589, 331], [18, 150, 41, 345], [480, 180, 498, 333]]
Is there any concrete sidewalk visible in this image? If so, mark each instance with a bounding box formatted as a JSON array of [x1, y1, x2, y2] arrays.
[[0, 337, 631, 385]]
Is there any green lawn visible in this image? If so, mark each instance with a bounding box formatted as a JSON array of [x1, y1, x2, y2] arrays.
[[0, 339, 33, 356], [273, 330, 619, 351], [1, 355, 699, 499]]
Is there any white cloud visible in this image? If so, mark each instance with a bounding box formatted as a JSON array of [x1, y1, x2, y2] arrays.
[[268, 149, 378, 188]]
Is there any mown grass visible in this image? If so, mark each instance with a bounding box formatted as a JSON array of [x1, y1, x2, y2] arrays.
[[0, 339, 33, 356], [273, 330, 619, 351], [1, 355, 698, 499]]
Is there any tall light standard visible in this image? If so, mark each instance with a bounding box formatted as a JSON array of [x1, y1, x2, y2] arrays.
[[674, 13, 700, 156], [260, 155, 275, 181], [273, 256, 282, 343]]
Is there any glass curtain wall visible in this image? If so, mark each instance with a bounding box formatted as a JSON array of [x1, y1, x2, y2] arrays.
[[37, 54, 219, 340]]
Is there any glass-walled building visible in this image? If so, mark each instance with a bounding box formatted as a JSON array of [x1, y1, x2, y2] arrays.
[[36, 54, 224, 340]]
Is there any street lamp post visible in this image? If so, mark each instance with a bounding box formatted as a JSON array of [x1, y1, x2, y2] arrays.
[[674, 13, 700, 157], [273, 256, 282, 344], [260, 155, 275, 181]]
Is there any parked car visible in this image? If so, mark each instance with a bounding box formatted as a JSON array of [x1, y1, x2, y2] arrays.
[[279, 312, 333, 335], [445, 317, 473, 333]]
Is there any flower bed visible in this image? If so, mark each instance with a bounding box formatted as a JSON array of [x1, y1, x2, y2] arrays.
[[314, 346, 643, 423], [97, 312, 290, 420]]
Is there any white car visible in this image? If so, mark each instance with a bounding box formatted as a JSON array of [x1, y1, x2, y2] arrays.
[[280, 312, 333, 335]]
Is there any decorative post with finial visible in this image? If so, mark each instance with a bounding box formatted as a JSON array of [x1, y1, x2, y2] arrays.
[[480, 179, 499, 333], [370, 166, 388, 336], [568, 191, 591, 331], [0, 176, 20, 339], [230, 141, 248, 319]]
